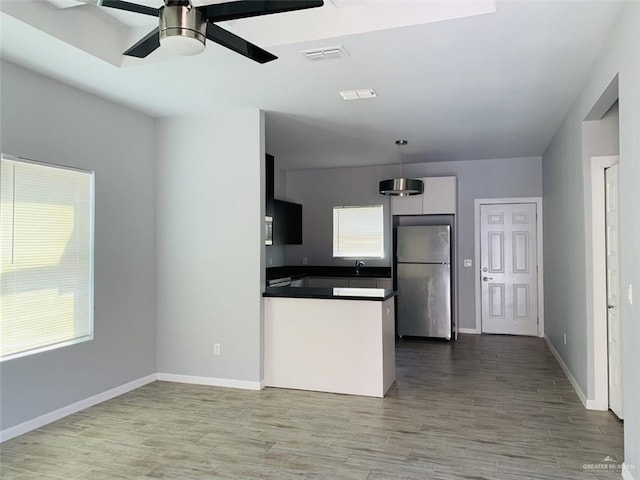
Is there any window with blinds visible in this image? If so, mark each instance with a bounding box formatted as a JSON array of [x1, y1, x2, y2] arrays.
[[333, 205, 384, 258], [1, 155, 94, 362]]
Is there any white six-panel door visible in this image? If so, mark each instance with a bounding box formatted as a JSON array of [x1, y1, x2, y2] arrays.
[[605, 164, 623, 419], [481, 203, 538, 336]]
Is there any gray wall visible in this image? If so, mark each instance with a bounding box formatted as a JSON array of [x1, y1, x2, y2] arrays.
[[542, 3, 639, 472], [155, 110, 265, 382], [0, 62, 157, 430], [284, 156, 542, 330]]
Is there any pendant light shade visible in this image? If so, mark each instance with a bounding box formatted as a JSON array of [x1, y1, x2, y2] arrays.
[[379, 177, 424, 196], [379, 140, 424, 196]]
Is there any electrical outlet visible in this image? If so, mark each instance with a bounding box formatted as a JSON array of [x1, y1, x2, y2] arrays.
[[463, 259, 472, 267], [563, 333, 567, 345], [214, 343, 221, 355], [628, 284, 633, 305], [303, 257, 308, 265]]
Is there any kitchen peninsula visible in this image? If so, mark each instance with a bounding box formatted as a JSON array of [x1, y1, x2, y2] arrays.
[[263, 285, 396, 398]]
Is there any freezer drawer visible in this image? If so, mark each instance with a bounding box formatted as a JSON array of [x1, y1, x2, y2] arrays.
[[397, 263, 451, 339]]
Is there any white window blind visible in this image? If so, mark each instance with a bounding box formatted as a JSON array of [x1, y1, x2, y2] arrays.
[[333, 205, 384, 258], [1, 155, 94, 361]]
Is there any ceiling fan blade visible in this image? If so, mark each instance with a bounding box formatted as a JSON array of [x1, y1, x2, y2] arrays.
[[200, 0, 323, 23], [99, 0, 160, 16], [206, 23, 277, 64], [124, 27, 161, 58]]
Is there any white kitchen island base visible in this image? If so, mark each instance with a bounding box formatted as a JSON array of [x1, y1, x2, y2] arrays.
[[264, 295, 396, 397]]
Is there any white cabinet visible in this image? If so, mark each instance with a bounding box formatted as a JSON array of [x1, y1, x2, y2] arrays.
[[390, 194, 422, 215], [391, 176, 457, 215], [422, 176, 457, 214]]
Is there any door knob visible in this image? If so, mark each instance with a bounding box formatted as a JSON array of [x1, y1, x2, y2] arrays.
[[607, 305, 615, 309], [482, 276, 493, 281]]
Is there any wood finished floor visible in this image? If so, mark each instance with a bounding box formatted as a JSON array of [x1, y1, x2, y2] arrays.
[[0, 334, 624, 479]]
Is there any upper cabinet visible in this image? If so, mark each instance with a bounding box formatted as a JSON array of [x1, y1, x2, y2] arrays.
[[273, 199, 302, 245], [391, 176, 457, 215], [266, 154, 303, 245], [266, 154, 275, 217]]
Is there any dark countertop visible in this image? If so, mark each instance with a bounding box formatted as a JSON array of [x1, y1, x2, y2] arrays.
[[263, 286, 397, 301], [267, 265, 391, 281]]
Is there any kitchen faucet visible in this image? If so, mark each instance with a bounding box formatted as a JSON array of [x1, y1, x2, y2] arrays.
[[355, 260, 365, 274]]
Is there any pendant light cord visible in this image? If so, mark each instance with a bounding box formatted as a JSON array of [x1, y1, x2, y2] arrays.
[[396, 140, 407, 178]]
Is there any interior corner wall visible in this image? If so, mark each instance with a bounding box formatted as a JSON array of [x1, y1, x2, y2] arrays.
[[155, 110, 264, 382], [284, 156, 542, 331], [541, 3, 639, 474], [0, 61, 157, 431]]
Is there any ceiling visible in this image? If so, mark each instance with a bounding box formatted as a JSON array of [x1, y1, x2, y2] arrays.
[[0, 0, 627, 170]]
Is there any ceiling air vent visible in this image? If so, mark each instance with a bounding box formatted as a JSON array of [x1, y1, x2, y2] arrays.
[[339, 89, 377, 100], [301, 46, 349, 62], [44, 0, 84, 8]]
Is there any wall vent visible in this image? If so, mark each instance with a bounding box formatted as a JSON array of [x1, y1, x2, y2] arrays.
[[301, 45, 349, 62]]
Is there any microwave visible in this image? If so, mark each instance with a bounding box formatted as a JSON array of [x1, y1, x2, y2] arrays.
[[265, 216, 273, 245]]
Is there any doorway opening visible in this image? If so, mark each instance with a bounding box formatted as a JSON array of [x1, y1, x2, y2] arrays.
[[583, 76, 621, 415], [589, 155, 621, 415]]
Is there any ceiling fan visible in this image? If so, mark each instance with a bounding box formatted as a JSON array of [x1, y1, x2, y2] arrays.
[[88, 0, 324, 63]]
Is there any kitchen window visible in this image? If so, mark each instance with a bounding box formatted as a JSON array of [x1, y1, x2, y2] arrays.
[[0, 155, 95, 362], [333, 205, 384, 258]]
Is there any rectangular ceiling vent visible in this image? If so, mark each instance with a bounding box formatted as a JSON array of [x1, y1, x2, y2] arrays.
[[339, 89, 377, 101], [44, 0, 84, 8], [301, 46, 349, 62]]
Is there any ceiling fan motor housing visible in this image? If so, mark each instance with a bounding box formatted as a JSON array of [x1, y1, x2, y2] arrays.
[[159, 5, 206, 46]]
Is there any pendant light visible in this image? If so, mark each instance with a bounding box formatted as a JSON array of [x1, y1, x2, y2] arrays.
[[379, 140, 424, 196]]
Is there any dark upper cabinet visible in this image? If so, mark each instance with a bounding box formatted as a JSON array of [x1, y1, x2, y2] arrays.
[[266, 154, 274, 217], [266, 153, 302, 245], [273, 199, 302, 245]]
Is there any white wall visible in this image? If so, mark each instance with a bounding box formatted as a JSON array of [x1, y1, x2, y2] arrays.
[[284, 156, 542, 330], [542, 3, 639, 474], [0, 61, 157, 430], [155, 110, 265, 383]]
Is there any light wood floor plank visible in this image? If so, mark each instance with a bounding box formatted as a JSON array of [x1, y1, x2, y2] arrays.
[[0, 334, 623, 479]]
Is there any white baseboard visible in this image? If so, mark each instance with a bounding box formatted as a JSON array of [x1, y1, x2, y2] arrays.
[[157, 373, 263, 391], [543, 336, 591, 409], [0, 373, 157, 443], [458, 328, 480, 334]]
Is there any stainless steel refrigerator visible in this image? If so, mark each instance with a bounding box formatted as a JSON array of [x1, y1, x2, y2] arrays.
[[396, 225, 452, 339]]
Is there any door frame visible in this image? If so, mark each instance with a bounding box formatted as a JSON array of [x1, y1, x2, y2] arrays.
[[589, 155, 620, 411], [473, 197, 544, 337]]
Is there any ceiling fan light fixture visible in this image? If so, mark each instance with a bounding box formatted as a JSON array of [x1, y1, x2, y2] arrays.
[[159, 5, 207, 56], [160, 33, 206, 56]]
